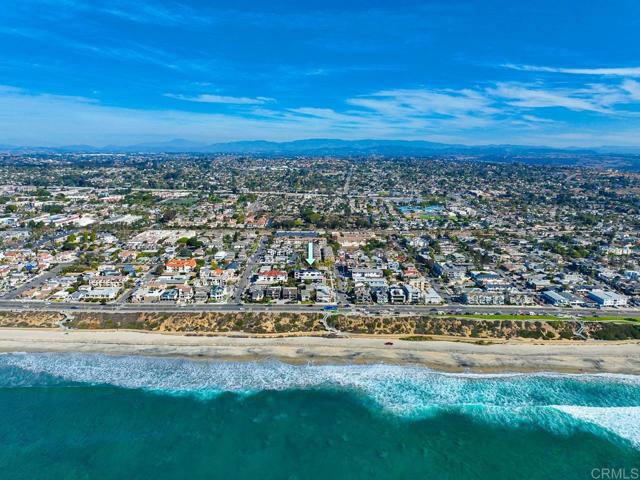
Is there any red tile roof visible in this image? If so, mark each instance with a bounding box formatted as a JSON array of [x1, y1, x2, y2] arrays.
[[166, 258, 197, 268]]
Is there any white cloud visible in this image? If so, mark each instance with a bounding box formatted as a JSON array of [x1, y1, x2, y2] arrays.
[[344, 87, 500, 131], [21, 0, 209, 27], [165, 93, 275, 105], [1, 83, 640, 147], [0, 25, 183, 71], [521, 114, 558, 124], [99, 2, 205, 26], [488, 82, 637, 113], [0, 86, 440, 145], [0, 87, 302, 145], [348, 88, 496, 117], [622, 79, 640, 100], [503, 64, 640, 77]]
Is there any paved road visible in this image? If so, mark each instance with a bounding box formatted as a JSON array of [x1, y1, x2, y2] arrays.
[[342, 166, 354, 195], [1, 299, 639, 319], [332, 264, 349, 305], [115, 260, 162, 305], [232, 235, 267, 303], [1, 263, 71, 300]]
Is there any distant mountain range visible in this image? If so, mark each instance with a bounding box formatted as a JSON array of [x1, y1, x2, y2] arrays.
[[1, 138, 640, 156]]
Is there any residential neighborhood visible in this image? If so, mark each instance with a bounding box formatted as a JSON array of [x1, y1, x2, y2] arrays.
[[0, 154, 639, 313]]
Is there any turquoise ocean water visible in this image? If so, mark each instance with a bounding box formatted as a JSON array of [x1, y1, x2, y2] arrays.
[[0, 353, 639, 479]]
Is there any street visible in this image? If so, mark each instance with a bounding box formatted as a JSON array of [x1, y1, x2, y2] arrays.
[[231, 235, 267, 303], [0, 298, 639, 319]]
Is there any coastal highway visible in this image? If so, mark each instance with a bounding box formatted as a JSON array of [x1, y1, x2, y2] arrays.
[[1, 299, 640, 319]]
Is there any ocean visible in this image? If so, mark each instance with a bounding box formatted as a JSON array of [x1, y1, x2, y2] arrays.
[[0, 353, 639, 479]]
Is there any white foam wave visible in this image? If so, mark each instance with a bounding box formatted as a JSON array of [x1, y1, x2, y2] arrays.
[[1, 353, 639, 407], [552, 406, 640, 449], [2, 353, 640, 448]]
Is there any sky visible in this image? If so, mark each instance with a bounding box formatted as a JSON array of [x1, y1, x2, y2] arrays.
[[1, 0, 640, 147]]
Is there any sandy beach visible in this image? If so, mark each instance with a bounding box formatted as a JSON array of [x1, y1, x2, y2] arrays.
[[1, 328, 639, 373]]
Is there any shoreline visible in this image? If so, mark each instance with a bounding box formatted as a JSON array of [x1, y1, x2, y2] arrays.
[[1, 328, 640, 374]]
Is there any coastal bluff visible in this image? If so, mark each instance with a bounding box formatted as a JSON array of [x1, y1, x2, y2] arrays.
[[1, 311, 640, 341]]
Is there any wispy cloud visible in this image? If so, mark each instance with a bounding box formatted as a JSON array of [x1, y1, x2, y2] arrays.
[[348, 88, 497, 120], [165, 93, 275, 105], [15, 0, 210, 27], [99, 1, 207, 26], [520, 114, 559, 124], [503, 64, 640, 77], [1, 81, 640, 147], [488, 82, 635, 113], [623, 80, 640, 100], [0, 25, 182, 70], [0, 86, 304, 145]]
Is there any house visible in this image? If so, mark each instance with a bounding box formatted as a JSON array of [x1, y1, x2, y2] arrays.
[[89, 275, 126, 289], [122, 264, 136, 276], [266, 286, 282, 299], [165, 258, 197, 273], [201, 267, 231, 286], [504, 290, 536, 305], [175, 285, 194, 301], [423, 287, 443, 304], [24, 262, 39, 273], [84, 287, 119, 301], [294, 269, 324, 282], [351, 268, 384, 281], [321, 246, 334, 262], [0, 229, 30, 242], [256, 270, 288, 284], [402, 264, 420, 279], [214, 250, 228, 262], [462, 288, 505, 305], [209, 285, 226, 302], [371, 286, 389, 304], [194, 287, 210, 303], [407, 276, 430, 291], [433, 262, 467, 282], [160, 289, 179, 302], [139, 288, 163, 303], [298, 284, 313, 302], [402, 284, 422, 304], [98, 267, 120, 276], [354, 284, 372, 304], [118, 250, 137, 262], [315, 285, 333, 303], [55, 251, 77, 263], [155, 274, 189, 286], [250, 285, 265, 301], [601, 245, 633, 256], [282, 287, 298, 301], [225, 261, 240, 272], [68, 290, 87, 302], [389, 284, 407, 304]]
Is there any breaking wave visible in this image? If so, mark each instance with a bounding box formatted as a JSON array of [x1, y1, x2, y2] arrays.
[[1, 353, 640, 448]]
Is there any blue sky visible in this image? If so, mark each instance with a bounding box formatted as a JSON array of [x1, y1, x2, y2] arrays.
[[1, 0, 640, 147]]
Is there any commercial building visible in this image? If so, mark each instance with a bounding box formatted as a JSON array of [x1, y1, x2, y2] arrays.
[[588, 289, 628, 307]]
